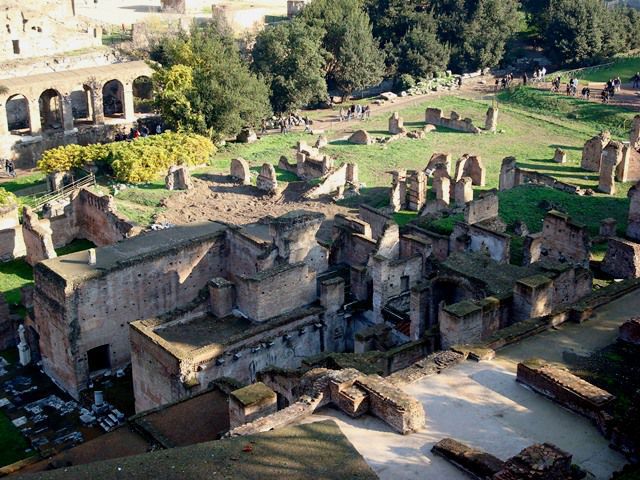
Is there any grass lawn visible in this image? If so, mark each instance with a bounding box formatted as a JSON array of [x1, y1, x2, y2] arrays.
[[0, 239, 94, 305], [559, 57, 640, 83], [0, 172, 47, 194], [0, 409, 30, 468]]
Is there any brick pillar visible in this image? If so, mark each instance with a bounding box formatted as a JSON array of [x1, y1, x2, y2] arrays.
[[62, 94, 75, 132], [123, 84, 135, 121], [28, 100, 41, 135], [0, 100, 8, 135]]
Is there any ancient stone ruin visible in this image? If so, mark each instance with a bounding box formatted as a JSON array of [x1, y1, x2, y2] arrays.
[[485, 106, 498, 133], [425, 108, 481, 134], [389, 170, 427, 212], [236, 128, 258, 143], [388, 112, 405, 135], [230, 158, 251, 185], [165, 165, 193, 191], [453, 177, 473, 206], [598, 141, 624, 195], [582, 131, 611, 172], [256, 163, 278, 194], [348, 130, 373, 145], [554, 148, 567, 164], [22, 207, 56, 266], [627, 181, 640, 241], [453, 154, 485, 186]]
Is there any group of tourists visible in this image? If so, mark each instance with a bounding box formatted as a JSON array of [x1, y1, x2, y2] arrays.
[[338, 104, 371, 122], [114, 123, 161, 142], [496, 73, 515, 90], [633, 72, 640, 89], [3, 158, 16, 177]]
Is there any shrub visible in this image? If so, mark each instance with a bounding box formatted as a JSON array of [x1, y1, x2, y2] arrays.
[[37, 133, 215, 183], [395, 73, 416, 92], [0, 187, 17, 207]]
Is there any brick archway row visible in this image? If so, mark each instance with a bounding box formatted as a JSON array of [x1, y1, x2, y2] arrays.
[[0, 61, 153, 136]]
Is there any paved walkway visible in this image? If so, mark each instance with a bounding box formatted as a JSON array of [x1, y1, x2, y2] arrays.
[[309, 288, 640, 479]]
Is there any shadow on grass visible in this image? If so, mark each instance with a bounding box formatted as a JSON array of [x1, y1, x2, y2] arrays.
[[518, 161, 588, 173], [549, 144, 583, 152]]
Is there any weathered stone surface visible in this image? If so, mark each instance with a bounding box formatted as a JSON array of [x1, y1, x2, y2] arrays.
[[628, 181, 640, 241], [432, 438, 505, 478], [581, 131, 611, 172], [485, 107, 498, 132], [619, 318, 640, 345], [165, 165, 193, 191], [388, 112, 405, 135], [348, 130, 373, 145], [433, 176, 450, 206], [599, 141, 624, 195], [22, 207, 56, 266], [517, 359, 615, 426], [229, 382, 277, 429], [499, 156, 518, 191], [494, 443, 574, 480], [425, 108, 481, 134], [230, 158, 251, 185], [464, 190, 498, 224], [454, 154, 485, 186], [553, 148, 567, 164], [601, 237, 640, 279], [236, 128, 258, 143], [256, 163, 278, 194], [631, 115, 640, 151], [425, 152, 452, 174], [453, 177, 473, 205]]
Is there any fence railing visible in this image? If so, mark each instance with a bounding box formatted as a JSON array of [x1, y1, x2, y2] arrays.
[[27, 172, 96, 211]]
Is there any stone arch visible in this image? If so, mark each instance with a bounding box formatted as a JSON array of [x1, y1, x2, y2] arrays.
[[70, 84, 93, 125], [5, 93, 30, 134], [132, 75, 153, 114], [102, 79, 125, 117], [38, 88, 64, 131]]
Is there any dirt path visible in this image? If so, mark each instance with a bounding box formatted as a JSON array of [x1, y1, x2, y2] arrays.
[[155, 175, 357, 239]]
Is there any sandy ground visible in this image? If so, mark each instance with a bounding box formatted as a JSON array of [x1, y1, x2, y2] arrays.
[[154, 175, 357, 242], [305, 289, 640, 480]]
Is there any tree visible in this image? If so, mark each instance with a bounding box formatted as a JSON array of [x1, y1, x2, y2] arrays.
[[333, 9, 385, 98], [252, 20, 327, 114], [397, 20, 450, 79], [152, 22, 271, 140], [543, 0, 610, 66], [458, 0, 521, 71], [300, 0, 384, 99]]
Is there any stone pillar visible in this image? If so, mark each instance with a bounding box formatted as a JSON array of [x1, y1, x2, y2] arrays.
[[485, 107, 498, 132], [90, 83, 105, 125], [0, 100, 8, 135], [599, 141, 623, 195], [28, 100, 41, 135], [228, 383, 277, 429], [17, 324, 31, 366], [631, 115, 640, 151], [62, 94, 75, 132], [123, 84, 136, 122], [454, 177, 473, 206], [433, 176, 451, 205], [410, 282, 429, 340], [553, 148, 567, 164], [209, 277, 235, 318]]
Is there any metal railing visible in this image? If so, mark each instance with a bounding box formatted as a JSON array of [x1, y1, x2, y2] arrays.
[[27, 172, 96, 211]]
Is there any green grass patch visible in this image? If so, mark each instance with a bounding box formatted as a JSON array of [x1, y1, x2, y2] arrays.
[[498, 185, 629, 236], [0, 409, 30, 467], [0, 172, 47, 194], [393, 211, 418, 227], [498, 86, 637, 138], [0, 239, 94, 305], [559, 57, 640, 84]]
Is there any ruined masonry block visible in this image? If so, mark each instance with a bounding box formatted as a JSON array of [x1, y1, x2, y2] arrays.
[[432, 438, 505, 478], [598, 141, 624, 195], [599, 218, 617, 237], [388, 112, 405, 135], [209, 277, 235, 318], [454, 177, 473, 206], [348, 130, 372, 145], [256, 163, 278, 194], [553, 148, 567, 164], [230, 158, 251, 185], [581, 131, 611, 172], [628, 181, 640, 241], [165, 165, 193, 191], [228, 382, 277, 429], [433, 176, 450, 205], [601, 237, 640, 279], [484, 107, 498, 133], [516, 359, 615, 425]]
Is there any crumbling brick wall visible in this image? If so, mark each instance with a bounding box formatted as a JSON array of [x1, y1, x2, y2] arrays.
[[523, 211, 590, 267]]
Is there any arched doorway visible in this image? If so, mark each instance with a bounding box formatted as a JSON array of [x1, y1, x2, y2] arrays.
[[102, 79, 124, 117], [39, 89, 63, 131], [5, 94, 30, 134], [132, 75, 153, 114], [70, 84, 93, 126]]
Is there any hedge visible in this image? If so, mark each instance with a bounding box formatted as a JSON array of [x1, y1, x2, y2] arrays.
[[0, 187, 17, 207], [37, 132, 215, 183]]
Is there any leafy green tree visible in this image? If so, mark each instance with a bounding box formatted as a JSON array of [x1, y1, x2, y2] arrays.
[[333, 9, 385, 98], [543, 0, 610, 65], [397, 21, 450, 79], [252, 20, 327, 114], [152, 23, 271, 140], [300, 0, 384, 99]]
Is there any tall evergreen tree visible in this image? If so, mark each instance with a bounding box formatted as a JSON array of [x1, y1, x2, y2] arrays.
[[252, 20, 327, 113]]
